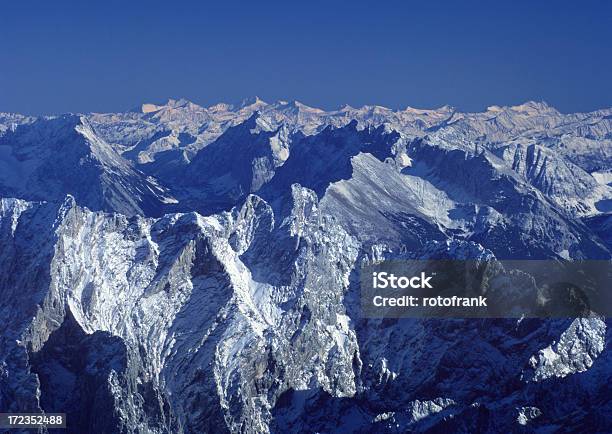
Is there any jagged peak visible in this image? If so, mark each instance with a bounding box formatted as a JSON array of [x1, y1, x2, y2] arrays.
[[361, 104, 393, 113], [274, 100, 325, 113], [207, 102, 233, 112], [511, 100, 558, 114], [238, 96, 267, 109], [139, 98, 203, 114], [166, 97, 191, 106], [484, 101, 559, 115], [0, 114, 130, 172]]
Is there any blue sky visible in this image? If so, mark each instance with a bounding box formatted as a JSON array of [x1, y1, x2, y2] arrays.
[[1, 0, 610, 114]]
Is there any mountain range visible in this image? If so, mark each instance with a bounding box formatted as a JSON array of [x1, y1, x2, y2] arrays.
[[0, 98, 611, 433]]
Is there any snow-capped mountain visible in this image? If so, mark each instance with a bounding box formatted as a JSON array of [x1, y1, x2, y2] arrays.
[[0, 115, 176, 216], [0, 99, 611, 433]]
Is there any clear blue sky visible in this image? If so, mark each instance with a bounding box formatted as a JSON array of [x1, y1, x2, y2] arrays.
[[1, 0, 611, 115]]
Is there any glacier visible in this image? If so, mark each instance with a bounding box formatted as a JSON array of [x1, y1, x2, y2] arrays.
[[0, 98, 611, 433]]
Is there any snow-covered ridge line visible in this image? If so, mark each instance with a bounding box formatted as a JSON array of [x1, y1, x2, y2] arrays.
[[1, 100, 611, 221], [5, 97, 610, 117]]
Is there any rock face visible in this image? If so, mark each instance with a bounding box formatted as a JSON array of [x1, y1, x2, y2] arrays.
[[0, 100, 611, 433]]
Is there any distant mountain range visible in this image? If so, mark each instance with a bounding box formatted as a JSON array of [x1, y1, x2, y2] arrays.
[[0, 99, 610, 433]]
